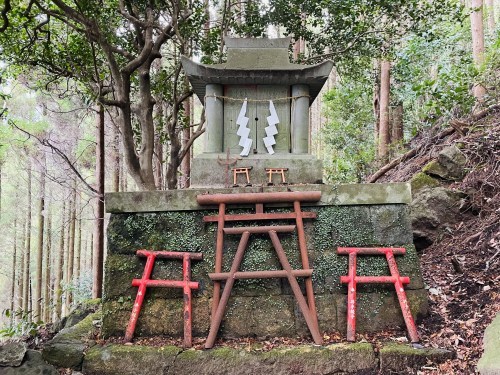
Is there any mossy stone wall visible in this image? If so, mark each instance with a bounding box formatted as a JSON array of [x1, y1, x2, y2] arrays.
[[103, 195, 427, 339]]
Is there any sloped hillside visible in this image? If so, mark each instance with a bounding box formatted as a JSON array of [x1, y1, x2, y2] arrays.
[[372, 105, 500, 373]]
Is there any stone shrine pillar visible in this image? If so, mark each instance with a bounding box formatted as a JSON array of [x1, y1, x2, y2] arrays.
[[205, 84, 224, 153], [291, 84, 310, 154]]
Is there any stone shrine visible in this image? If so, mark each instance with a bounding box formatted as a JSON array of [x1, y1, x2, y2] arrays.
[[181, 37, 334, 186], [102, 38, 427, 345]]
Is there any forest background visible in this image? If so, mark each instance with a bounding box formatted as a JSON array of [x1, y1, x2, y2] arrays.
[[0, 0, 498, 336]]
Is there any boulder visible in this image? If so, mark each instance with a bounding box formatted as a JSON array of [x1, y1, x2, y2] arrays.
[[422, 144, 467, 181], [411, 187, 466, 250], [63, 299, 101, 330], [42, 312, 99, 370], [0, 350, 58, 375], [0, 342, 26, 367]]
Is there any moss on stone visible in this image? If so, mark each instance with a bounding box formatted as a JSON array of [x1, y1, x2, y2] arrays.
[[105, 200, 424, 339], [411, 172, 441, 192]]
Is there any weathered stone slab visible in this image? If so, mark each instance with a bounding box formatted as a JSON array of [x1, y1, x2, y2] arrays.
[[82, 344, 181, 375], [105, 183, 411, 213], [191, 154, 324, 188], [102, 296, 211, 338], [379, 343, 453, 373], [336, 290, 428, 334], [169, 343, 377, 375], [42, 312, 98, 369], [477, 312, 500, 375], [0, 350, 58, 375], [0, 342, 26, 367]]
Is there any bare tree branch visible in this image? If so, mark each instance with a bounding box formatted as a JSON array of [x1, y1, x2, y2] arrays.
[[0, 0, 12, 32], [9, 120, 99, 195]]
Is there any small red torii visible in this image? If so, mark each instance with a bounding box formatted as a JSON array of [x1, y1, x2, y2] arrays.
[[124, 250, 203, 348]]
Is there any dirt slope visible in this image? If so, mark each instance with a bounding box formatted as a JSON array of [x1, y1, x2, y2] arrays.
[[374, 106, 500, 374]]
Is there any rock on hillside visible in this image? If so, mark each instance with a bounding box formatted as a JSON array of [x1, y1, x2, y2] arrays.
[[370, 105, 500, 373]]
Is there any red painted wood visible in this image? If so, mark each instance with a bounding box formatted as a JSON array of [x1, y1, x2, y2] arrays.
[[124, 250, 202, 347], [197, 191, 321, 205], [209, 269, 313, 280], [203, 211, 317, 222], [337, 247, 419, 343]]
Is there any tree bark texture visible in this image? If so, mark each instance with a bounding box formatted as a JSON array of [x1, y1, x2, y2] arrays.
[[18, 215, 25, 314], [54, 201, 66, 322], [23, 164, 32, 318], [34, 155, 46, 321], [485, 0, 496, 33], [391, 104, 404, 143], [65, 183, 76, 310], [75, 204, 82, 281], [471, 0, 487, 98], [10, 215, 18, 323], [93, 104, 105, 298], [112, 120, 120, 193], [180, 97, 192, 188], [373, 60, 381, 153], [43, 208, 52, 323], [378, 60, 391, 162]]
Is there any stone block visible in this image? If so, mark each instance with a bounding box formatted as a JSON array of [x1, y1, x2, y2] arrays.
[[221, 295, 296, 338], [102, 296, 211, 338], [370, 205, 413, 245], [169, 343, 377, 375], [295, 294, 338, 335], [190, 154, 324, 188], [336, 289, 428, 334], [105, 183, 412, 213], [379, 343, 453, 374], [82, 344, 181, 375]]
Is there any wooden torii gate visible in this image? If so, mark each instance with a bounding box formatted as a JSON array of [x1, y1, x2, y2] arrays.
[[197, 191, 323, 348]]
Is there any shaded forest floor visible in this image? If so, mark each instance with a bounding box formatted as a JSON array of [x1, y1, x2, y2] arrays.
[[377, 105, 500, 374]]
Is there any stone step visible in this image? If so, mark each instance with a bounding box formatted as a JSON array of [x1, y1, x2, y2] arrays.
[[80, 342, 453, 375]]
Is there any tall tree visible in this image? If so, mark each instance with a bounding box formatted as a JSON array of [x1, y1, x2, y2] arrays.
[[34, 153, 46, 320], [10, 199, 18, 323], [378, 60, 391, 161], [23, 162, 32, 318], [0, 0, 206, 190], [485, 0, 496, 33], [54, 201, 66, 322], [93, 105, 105, 298], [471, 0, 487, 99], [66, 182, 76, 310], [43, 206, 52, 323]]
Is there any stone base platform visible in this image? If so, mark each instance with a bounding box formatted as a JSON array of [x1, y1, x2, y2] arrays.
[[103, 183, 426, 341], [81, 342, 453, 375], [190, 153, 323, 187]]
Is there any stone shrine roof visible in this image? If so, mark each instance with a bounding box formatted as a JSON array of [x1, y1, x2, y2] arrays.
[[181, 37, 334, 104]]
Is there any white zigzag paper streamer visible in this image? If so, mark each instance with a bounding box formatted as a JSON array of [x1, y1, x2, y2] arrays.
[[236, 98, 252, 156], [263, 100, 279, 155]]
